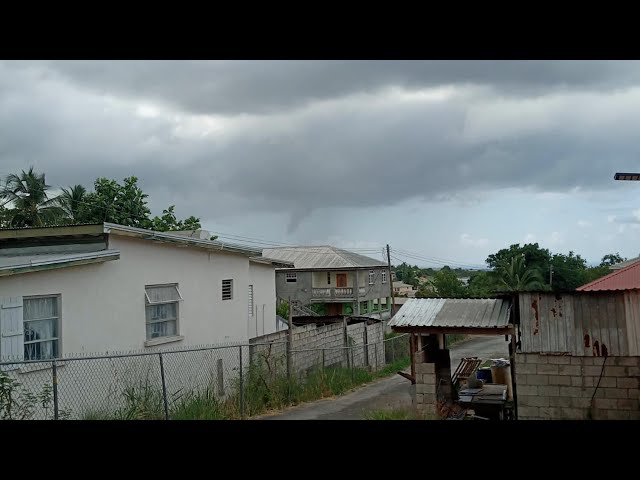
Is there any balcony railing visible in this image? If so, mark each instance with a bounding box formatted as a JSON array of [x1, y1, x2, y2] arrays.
[[312, 287, 354, 298]]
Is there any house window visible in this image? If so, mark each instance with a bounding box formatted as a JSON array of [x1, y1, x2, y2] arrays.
[[369, 270, 375, 284], [248, 285, 254, 316], [285, 272, 297, 283], [23, 295, 60, 361], [222, 279, 233, 300], [327, 272, 331, 285], [145, 284, 182, 340], [382, 271, 387, 284], [360, 301, 368, 313]]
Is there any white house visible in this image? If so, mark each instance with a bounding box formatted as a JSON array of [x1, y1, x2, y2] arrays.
[[0, 223, 292, 362]]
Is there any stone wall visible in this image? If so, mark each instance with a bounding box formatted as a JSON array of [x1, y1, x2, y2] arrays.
[[517, 353, 640, 420]]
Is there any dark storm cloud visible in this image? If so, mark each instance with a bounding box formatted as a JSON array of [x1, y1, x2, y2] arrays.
[[2, 60, 640, 234], [31, 60, 640, 115]]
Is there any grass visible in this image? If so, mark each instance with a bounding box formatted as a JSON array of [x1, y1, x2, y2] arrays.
[[79, 354, 412, 420], [363, 408, 414, 420], [362, 408, 439, 420]]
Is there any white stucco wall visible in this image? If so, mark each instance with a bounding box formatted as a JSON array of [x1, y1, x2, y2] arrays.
[[248, 262, 277, 338], [0, 235, 278, 356]]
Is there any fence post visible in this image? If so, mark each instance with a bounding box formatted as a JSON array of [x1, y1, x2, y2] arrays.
[[52, 360, 59, 420], [239, 346, 244, 419], [375, 342, 378, 372], [158, 353, 169, 420], [391, 336, 395, 364]]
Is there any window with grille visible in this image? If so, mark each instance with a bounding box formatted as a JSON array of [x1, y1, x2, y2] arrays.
[[285, 272, 297, 283], [368, 270, 375, 284], [23, 295, 60, 360], [145, 284, 182, 340], [382, 271, 387, 283], [248, 285, 254, 316], [222, 279, 233, 300]]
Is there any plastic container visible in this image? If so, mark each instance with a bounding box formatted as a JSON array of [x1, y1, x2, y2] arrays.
[[476, 367, 492, 383]]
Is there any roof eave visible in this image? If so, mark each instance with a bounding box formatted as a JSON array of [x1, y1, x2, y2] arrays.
[[0, 251, 120, 277]]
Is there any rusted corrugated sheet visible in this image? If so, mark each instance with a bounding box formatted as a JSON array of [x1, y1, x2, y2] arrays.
[[519, 292, 633, 356], [388, 298, 511, 329]]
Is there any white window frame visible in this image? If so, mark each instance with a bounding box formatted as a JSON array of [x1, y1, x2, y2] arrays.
[[382, 271, 387, 284], [23, 294, 61, 361], [222, 279, 234, 300], [248, 285, 254, 316], [285, 272, 297, 283], [368, 270, 375, 285], [144, 284, 182, 342]]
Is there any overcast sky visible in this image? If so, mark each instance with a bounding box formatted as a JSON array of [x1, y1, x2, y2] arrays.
[[2, 60, 640, 268]]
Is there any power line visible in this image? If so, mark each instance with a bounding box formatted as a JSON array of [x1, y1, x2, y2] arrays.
[[394, 248, 487, 269]]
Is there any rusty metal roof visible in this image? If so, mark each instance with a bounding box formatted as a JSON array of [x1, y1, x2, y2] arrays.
[[388, 298, 511, 329], [262, 246, 387, 270], [577, 259, 640, 291]]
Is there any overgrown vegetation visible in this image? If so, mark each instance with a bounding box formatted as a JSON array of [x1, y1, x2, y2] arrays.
[[0, 370, 71, 420], [77, 342, 411, 420]]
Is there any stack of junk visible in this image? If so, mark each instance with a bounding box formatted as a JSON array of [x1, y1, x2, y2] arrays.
[[443, 357, 514, 420]]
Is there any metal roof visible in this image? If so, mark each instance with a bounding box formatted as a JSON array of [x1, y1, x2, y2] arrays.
[[261, 246, 387, 270], [0, 250, 120, 277], [388, 298, 511, 329], [0, 223, 277, 260], [577, 259, 640, 291], [610, 257, 640, 270]]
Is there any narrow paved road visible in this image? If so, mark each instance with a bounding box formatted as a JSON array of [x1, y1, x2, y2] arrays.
[[255, 335, 509, 420]]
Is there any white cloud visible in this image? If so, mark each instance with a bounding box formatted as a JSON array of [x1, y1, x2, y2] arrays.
[[460, 233, 489, 248], [608, 215, 617, 223], [524, 233, 537, 243], [577, 220, 592, 228], [549, 231, 565, 246]]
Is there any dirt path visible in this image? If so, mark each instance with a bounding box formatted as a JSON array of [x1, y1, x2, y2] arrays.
[[255, 335, 509, 420]]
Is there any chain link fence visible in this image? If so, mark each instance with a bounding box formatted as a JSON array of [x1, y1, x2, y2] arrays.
[[0, 333, 409, 420]]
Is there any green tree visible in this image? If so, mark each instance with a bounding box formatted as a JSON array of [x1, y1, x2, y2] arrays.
[[581, 265, 611, 285], [57, 184, 88, 223], [149, 205, 202, 232], [0, 167, 64, 227], [498, 255, 545, 292], [466, 270, 500, 297], [82, 177, 151, 227], [487, 243, 551, 274], [599, 253, 626, 267], [430, 269, 465, 297], [550, 251, 588, 291], [0, 205, 11, 228]]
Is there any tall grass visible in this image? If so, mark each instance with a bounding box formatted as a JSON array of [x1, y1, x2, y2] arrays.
[[79, 344, 411, 420]]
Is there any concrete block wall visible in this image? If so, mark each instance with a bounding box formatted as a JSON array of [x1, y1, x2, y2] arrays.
[[249, 321, 386, 376], [413, 353, 437, 417], [516, 353, 640, 420]]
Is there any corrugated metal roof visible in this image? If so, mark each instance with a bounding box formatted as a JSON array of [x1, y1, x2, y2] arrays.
[[388, 298, 511, 329], [0, 250, 120, 276], [610, 257, 640, 270], [262, 246, 387, 270], [577, 259, 640, 291]]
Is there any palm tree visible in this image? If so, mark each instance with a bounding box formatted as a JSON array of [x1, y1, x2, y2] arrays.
[[0, 167, 64, 227], [57, 184, 88, 223], [498, 255, 545, 292]]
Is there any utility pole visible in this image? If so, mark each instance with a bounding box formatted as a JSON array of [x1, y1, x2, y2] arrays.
[[387, 244, 395, 315]]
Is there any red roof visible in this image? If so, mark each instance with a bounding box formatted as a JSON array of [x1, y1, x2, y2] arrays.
[[577, 259, 640, 291]]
